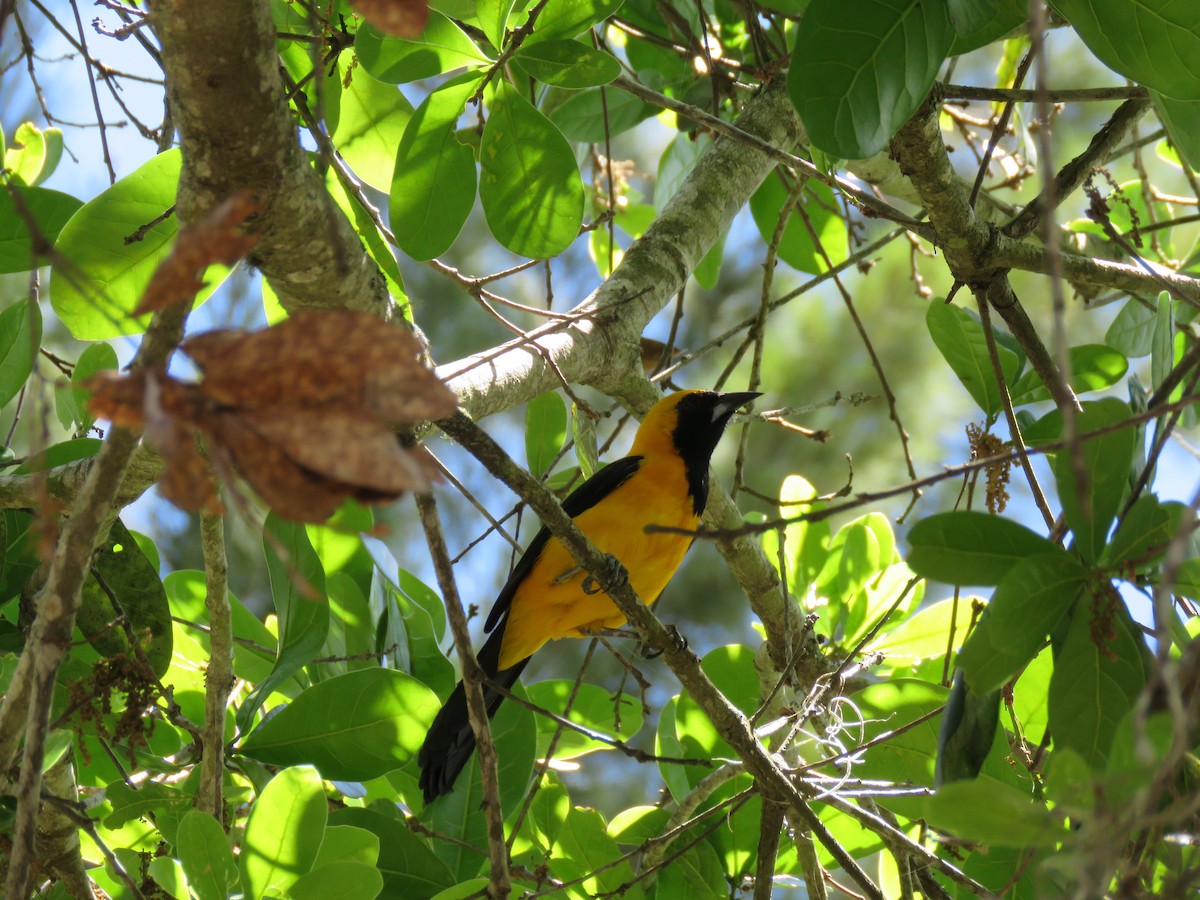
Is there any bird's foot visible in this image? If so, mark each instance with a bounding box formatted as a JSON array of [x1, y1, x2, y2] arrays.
[[642, 625, 688, 659]]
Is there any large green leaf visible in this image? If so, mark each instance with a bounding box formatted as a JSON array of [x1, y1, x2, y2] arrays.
[[176, 810, 240, 900], [653, 840, 726, 899], [1007, 344, 1128, 406], [0, 185, 81, 273], [923, 780, 1066, 847], [525, 391, 568, 478], [1105, 297, 1158, 357], [906, 511, 1064, 586], [333, 60, 415, 191], [238, 668, 441, 780], [926, 300, 1020, 417], [1048, 593, 1147, 770], [328, 807, 454, 900], [1050, 0, 1200, 101], [0, 298, 41, 411], [355, 15, 490, 84], [290, 861, 384, 900], [547, 805, 643, 898], [55, 341, 118, 433], [240, 766, 327, 899], [77, 519, 173, 677], [749, 175, 848, 275], [49, 150, 225, 340], [525, 0, 626, 44], [1053, 398, 1135, 562], [956, 553, 1087, 694], [868, 596, 973, 667], [237, 514, 329, 732], [788, 0, 954, 157], [549, 86, 653, 142], [1152, 91, 1200, 171], [390, 74, 480, 261], [480, 80, 584, 258], [512, 40, 621, 88], [526, 680, 643, 760], [1104, 496, 1183, 570], [423, 685, 536, 880]]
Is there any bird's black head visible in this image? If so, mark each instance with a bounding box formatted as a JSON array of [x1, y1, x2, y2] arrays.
[[634, 390, 760, 515]]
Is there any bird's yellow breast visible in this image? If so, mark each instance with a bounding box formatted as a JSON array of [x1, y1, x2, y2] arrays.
[[496, 452, 698, 670]]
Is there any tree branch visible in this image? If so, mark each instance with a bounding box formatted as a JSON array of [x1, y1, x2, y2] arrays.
[[151, 0, 390, 317]]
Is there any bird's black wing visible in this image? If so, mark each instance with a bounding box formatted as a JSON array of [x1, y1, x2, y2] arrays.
[[483, 454, 644, 634]]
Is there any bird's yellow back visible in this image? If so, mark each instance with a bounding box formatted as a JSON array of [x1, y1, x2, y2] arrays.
[[496, 392, 703, 668]]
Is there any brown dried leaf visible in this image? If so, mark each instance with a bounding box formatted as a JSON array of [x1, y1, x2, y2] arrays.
[[181, 310, 457, 423], [245, 406, 429, 495], [352, 0, 428, 37], [133, 192, 262, 316], [86, 370, 149, 428], [204, 411, 359, 523]]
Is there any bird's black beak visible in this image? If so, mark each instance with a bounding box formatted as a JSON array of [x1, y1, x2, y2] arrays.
[[711, 391, 762, 423]]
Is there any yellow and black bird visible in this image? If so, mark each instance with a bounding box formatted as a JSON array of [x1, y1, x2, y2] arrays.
[[418, 389, 759, 802]]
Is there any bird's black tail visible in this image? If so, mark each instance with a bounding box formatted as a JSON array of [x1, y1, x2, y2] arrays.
[[417, 625, 529, 803]]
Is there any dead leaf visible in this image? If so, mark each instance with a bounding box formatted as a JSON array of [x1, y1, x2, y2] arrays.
[[86, 311, 457, 524], [351, 0, 428, 37], [133, 192, 262, 315], [182, 310, 456, 422]]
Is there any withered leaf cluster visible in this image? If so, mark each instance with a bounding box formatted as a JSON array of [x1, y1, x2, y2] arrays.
[[133, 192, 262, 316], [88, 311, 457, 523]]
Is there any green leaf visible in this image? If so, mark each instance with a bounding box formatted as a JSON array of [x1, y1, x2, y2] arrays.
[[55, 341, 118, 432], [79, 519, 173, 677], [148, 857, 189, 900], [313, 825, 380, 869], [50, 150, 226, 340], [333, 60, 415, 191], [525, 391, 569, 478], [104, 780, 191, 829], [1048, 593, 1147, 769], [1152, 91, 1200, 171], [957, 553, 1087, 694], [749, 175, 847, 275], [237, 514, 329, 732], [948, 0, 1026, 54], [906, 511, 1064, 586], [526, 681, 643, 760], [238, 668, 441, 780], [788, 0, 954, 157], [355, 16, 490, 84], [0, 298, 41, 411], [390, 73, 480, 261], [1049, 0, 1200, 101], [761, 474, 829, 596], [240, 766, 328, 899], [525, 0, 626, 44], [424, 687, 535, 880], [1105, 297, 1158, 357], [926, 300, 1019, 416], [0, 185, 81, 273], [923, 780, 1065, 847], [868, 596, 973, 667], [653, 840, 726, 899], [328, 806, 455, 899], [937, 670, 999, 784], [480, 80, 585, 258], [550, 86, 653, 142], [290, 861, 384, 900], [4, 122, 63, 186], [1053, 398, 1135, 562], [547, 805, 640, 897], [176, 810, 240, 900], [1104, 495, 1181, 568], [1007, 344, 1128, 406], [513, 40, 621, 88]]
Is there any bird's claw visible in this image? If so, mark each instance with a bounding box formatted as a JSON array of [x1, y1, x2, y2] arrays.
[[642, 624, 687, 659]]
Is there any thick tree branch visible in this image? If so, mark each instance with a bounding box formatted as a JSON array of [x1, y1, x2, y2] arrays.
[[152, 0, 390, 316]]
